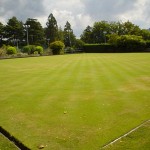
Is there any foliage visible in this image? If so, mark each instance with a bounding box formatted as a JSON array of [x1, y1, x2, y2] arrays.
[[25, 18, 45, 45], [64, 21, 76, 47], [0, 45, 7, 56], [83, 43, 115, 53], [35, 46, 43, 54], [74, 39, 85, 49], [116, 35, 146, 51], [22, 45, 36, 54], [4, 16, 24, 46], [80, 25, 93, 43], [49, 41, 65, 55], [0, 22, 4, 47], [6, 46, 17, 55], [46, 13, 58, 43]]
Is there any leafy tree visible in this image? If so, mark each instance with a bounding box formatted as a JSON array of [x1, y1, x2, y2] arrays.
[[49, 41, 65, 55], [74, 39, 85, 49], [141, 29, 150, 40], [25, 18, 45, 45], [4, 16, 24, 46], [116, 35, 146, 51], [0, 22, 5, 46], [46, 13, 58, 43], [92, 21, 110, 43], [58, 26, 64, 42], [64, 21, 76, 47], [122, 21, 141, 35], [80, 25, 93, 43]]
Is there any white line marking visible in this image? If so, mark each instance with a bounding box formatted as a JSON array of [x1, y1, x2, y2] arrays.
[[101, 120, 150, 149]]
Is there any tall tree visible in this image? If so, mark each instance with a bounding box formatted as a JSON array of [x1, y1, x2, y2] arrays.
[[0, 22, 4, 46], [25, 18, 45, 45], [5, 16, 24, 46], [57, 26, 64, 42], [92, 21, 110, 43], [80, 25, 93, 43], [46, 13, 58, 43], [64, 21, 76, 47]]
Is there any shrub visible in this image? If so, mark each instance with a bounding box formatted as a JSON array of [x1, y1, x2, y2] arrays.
[[35, 46, 43, 54], [49, 41, 65, 55], [6, 46, 17, 55], [22, 45, 36, 54], [22, 45, 31, 54], [75, 39, 85, 49], [116, 35, 146, 52]]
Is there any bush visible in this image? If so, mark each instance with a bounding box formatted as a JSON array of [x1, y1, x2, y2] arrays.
[[75, 39, 85, 49], [6, 46, 17, 55], [35, 46, 43, 54], [49, 41, 65, 55], [22, 45, 36, 54], [116, 35, 146, 52], [22, 45, 31, 54]]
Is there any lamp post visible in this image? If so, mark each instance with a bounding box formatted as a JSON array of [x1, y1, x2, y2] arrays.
[[23, 24, 30, 45]]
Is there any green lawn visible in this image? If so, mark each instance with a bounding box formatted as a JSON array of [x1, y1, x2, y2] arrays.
[[102, 121, 150, 150], [0, 53, 150, 150], [0, 134, 18, 150]]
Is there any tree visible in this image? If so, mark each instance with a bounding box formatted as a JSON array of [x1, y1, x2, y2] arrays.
[[58, 26, 64, 42], [80, 25, 93, 43], [25, 18, 45, 45], [64, 21, 76, 47], [46, 13, 58, 43], [92, 21, 110, 43], [0, 22, 5, 46], [122, 21, 141, 35], [4, 16, 24, 46]]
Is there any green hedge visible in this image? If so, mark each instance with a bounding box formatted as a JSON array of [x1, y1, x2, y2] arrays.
[[83, 44, 116, 53]]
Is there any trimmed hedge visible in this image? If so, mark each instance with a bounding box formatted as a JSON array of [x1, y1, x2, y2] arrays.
[[83, 44, 116, 53]]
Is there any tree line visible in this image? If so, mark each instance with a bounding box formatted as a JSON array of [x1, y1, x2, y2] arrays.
[[0, 13, 79, 48], [0, 13, 150, 54]]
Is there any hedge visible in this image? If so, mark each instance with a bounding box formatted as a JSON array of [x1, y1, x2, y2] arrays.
[[83, 44, 116, 53]]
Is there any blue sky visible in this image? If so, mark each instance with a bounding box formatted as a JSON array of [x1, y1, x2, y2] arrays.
[[0, 0, 150, 37]]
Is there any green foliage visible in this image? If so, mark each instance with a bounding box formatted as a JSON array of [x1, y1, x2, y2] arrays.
[[22, 45, 36, 54], [145, 40, 150, 48], [49, 41, 65, 55], [46, 13, 58, 43], [25, 18, 45, 45], [35, 46, 43, 54], [64, 21, 76, 47], [75, 39, 85, 49], [0, 45, 7, 56], [6, 46, 17, 55], [4, 16, 24, 46], [116, 35, 146, 51], [83, 43, 115, 53], [22, 45, 31, 54], [80, 25, 93, 43]]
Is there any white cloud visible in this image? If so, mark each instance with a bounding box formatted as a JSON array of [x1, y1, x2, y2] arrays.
[[0, 0, 150, 37]]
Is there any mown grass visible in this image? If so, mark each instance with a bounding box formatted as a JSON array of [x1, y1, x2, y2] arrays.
[[102, 121, 150, 150], [0, 134, 18, 150], [0, 53, 150, 149]]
